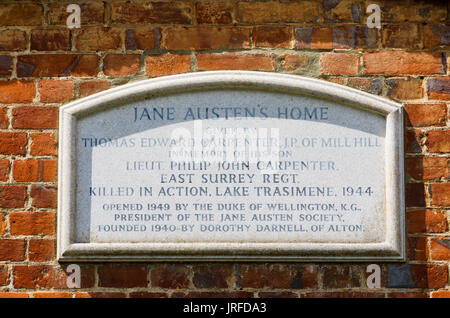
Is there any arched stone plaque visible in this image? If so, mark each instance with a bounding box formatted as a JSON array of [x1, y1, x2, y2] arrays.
[[57, 71, 405, 261]]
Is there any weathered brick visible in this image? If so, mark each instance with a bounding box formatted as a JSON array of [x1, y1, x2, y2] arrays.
[[424, 24, 450, 48], [103, 54, 141, 76], [17, 54, 99, 77], [75, 27, 122, 51], [0, 239, 25, 261], [333, 26, 378, 49], [0, 29, 27, 51], [324, 0, 361, 22], [0, 55, 13, 76], [13, 265, 67, 289], [310, 27, 333, 49], [12, 106, 58, 129], [196, 52, 274, 71], [0, 185, 26, 208], [75, 292, 126, 298], [386, 78, 423, 101], [28, 239, 55, 262], [9, 212, 55, 236], [406, 183, 426, 207], [258, 292, 298, 298], [0, 81, 34, 103], [30, 133, 57, 156], [347, 78, 382, 95], [366, 0, 447, 23], [405, 129, 424, 153], [430, 183, 450, 206], [404, 103, 447, 127], [150, 264, 189, 289], [192, 264, 233, 288], [98, 264, 148, 288], [321, 53, 359, 75], [164, 27, 250, 51], [253, 26, 293, 48], [382, 24, 421, 48], [427, 78, 450, 100], [111, 1, 192, 24], [186, 291, 253, 298], [0, 293, 29, 298], [0, 132, 27, 155], [427, 130, 450, 153], [196, 2, 234, 24], [129, 292, 168, 298], [145, 54, 190, 77], [12, 159, 57, 182], [407, 210, 448, 233], [363, 52, 443, 75], [31, 29, 70, 51], [322, 265, 361, 288], [410, 264, 448, 288], [48, 2, 104, 26], [33, 292, 71, 298], [0, 159, 8, 182], [302, 292, 384, 298], [0, 4, 42, 26], [126, 28, 159, 50], [432, 291, 450, 298], [0, 213, 6, 236], [407, 237, 428, 261], [278, 54, 308, 73], [30, 185, 57, 208], [38, 80, 74, 103], [238, 1, 319, 23], [430, 238, 450, 260], [0, 265, 7, 286], [78, 81, 110, 97], [406, 157, 448, 181], [0, 106, 7, 128]]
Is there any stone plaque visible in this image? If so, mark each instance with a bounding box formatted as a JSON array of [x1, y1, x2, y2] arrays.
[[58, 71, 405, 261]]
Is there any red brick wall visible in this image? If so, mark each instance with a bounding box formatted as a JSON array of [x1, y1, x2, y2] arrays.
[[0, 0, 448, 298]]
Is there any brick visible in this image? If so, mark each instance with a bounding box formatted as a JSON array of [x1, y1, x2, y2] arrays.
[[28, 239, 55, 262], [430, 238, 450, 260], [12, 106, 58, 129], [103, 54, 141, 76], [13, 159, 57, 182], [17, 54, 99, 77], [410, 264, 448, 288], [321, 53, 359, 75], [9, 212, 55, 236], [404, 103, 447, 127], [186, 291, 253, 298], [30, 133, 57, 156], [150, 264, 189, 289], [347, 78, 382, 95], [406, 157, 448, 180], [31, 29, 69, 51], [0, 159, 8, 182], [427, 78, 450, 100], [405, 129, 424, 153], [278, 54, 308, 73], [240, 264, 317, 289], [237, 1, 319, 23], [192, 264, 233, 288], [258, 292, 298, 298], [432, 291, 450, 298], [295, 27, 313, 49], [0, 55, 13, 76], [38, 80, 74, 103], [164, 27, 250, 51], [33, 292, 71, 298], [111, 1, 192, 24], [424, 24, 450, 48], [430, 183, 450, 206], [126, 28, 159, 50], [0, 29, 27, 51], [302, 292, 384, 298], [310, 27, 332, 49], [387, 292, 428, 298], [406, 183, 425, 207], [366, 0, 447, 23], [0, 185, 26, 208], [130, 292, 168, 298], [322, 265, 361, 288], [0, 81, 34, 103], [407, 237, 428, 261], [196, 52, 274, 71], [253, 26, 293, 48], [0, 265, 7, 285], [75, 292, 126, 298], [386, 78, 423, 101], [382, 24, 421, 48], [75, 27, 122, 51], [48, 2, 104, 26], [427, 130, 450, 153], [13, 265, 68, 289], [0, 293, 29, 298], [0, 132, 27, 156], [78, 81, 110, 97], [0, 213, 5, 236], [407, 210, 447, 233], [30, 185, 57, 208], [0, 239, 25, 261], [0, 4, 42, 26], [363, 51, 444, 75], [98, 264, 148, 288], [333, 26, 378, 49], [0, 106, 7, 128], [196, 2, 234, 24], [324, 0, 361, 22], [145, 54, 190, 77]]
